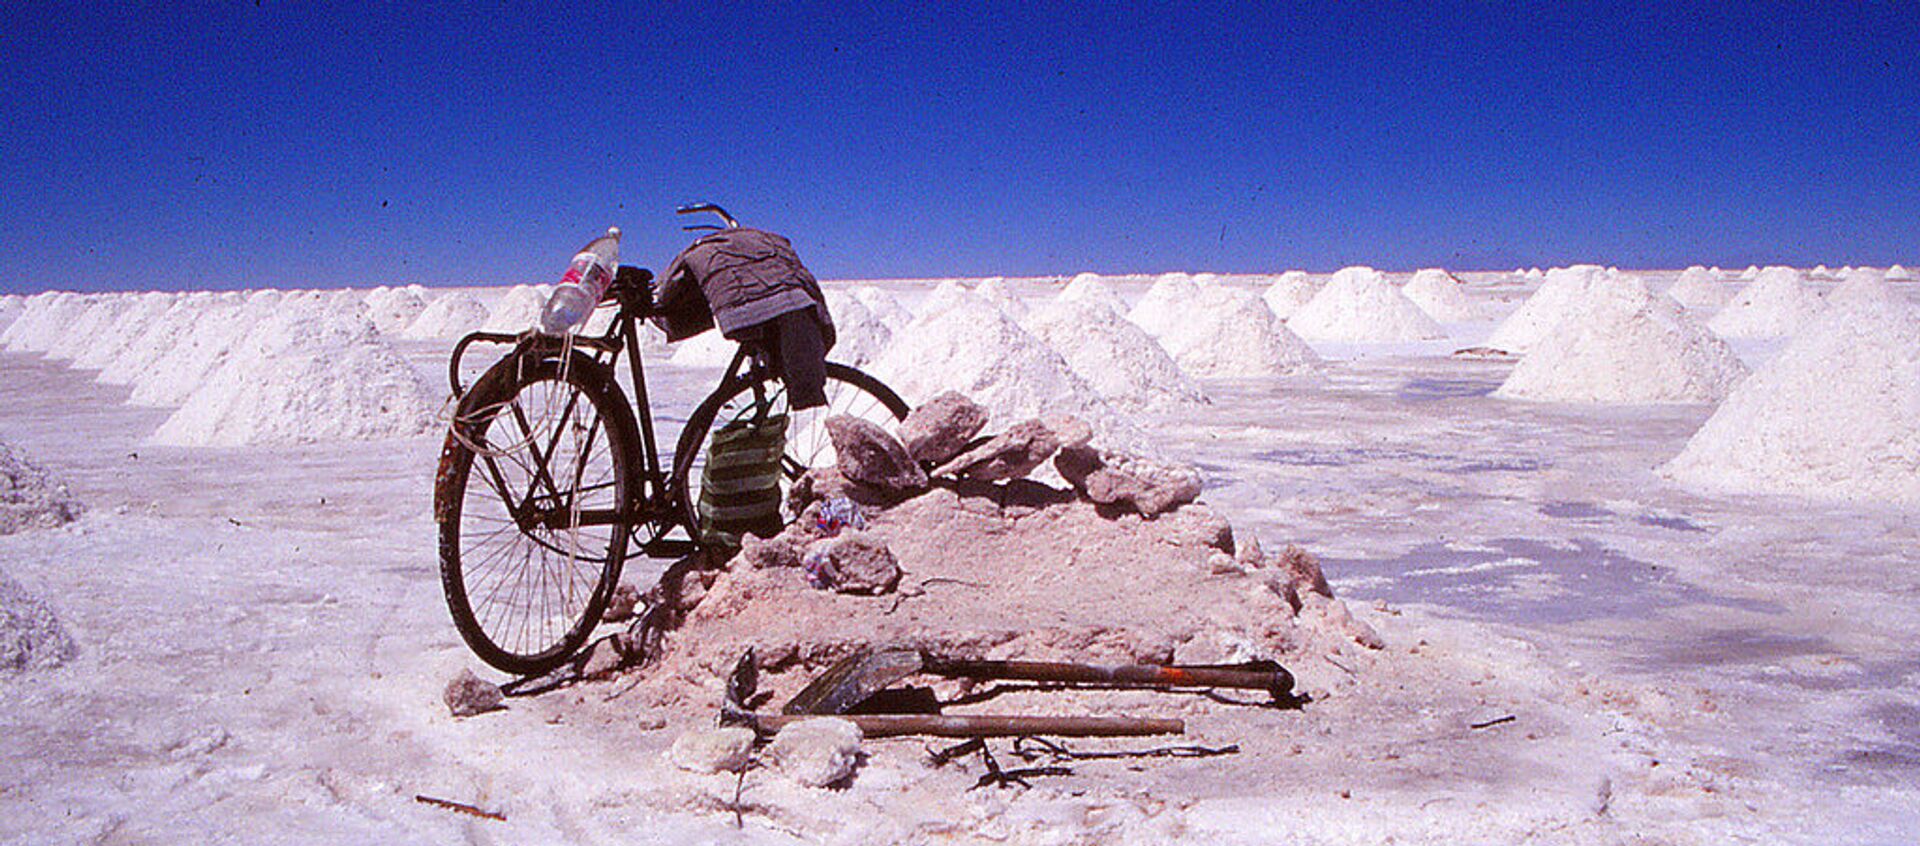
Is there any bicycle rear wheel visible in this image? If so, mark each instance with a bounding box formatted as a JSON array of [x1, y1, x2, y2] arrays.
[[436, 350, 639, 676], [671, 362, 910, 539]]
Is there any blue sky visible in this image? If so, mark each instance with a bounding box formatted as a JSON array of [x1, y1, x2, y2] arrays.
[[3, 2, 1916, 293]]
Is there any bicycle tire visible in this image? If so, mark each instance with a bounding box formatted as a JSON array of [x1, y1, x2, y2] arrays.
[[436, 350, 640, 676], [670, 362, 910, 538]]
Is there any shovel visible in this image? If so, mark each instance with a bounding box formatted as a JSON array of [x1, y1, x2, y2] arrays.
[[782, 647, 1297, 716], [719, 649, 1182, 738]]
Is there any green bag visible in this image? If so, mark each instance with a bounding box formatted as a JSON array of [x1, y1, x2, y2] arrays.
[[697, 412, 789, 549]]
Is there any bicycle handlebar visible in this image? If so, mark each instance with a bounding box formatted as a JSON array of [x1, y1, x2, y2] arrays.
[[675, 202, 740, 230]]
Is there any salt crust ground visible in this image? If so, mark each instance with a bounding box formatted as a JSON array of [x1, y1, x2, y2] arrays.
[[1288, 267, 1445, 343], [1495, 276, 1748, 404], [3, 271, 1919, 843], [1664, 279, 1920, 504]]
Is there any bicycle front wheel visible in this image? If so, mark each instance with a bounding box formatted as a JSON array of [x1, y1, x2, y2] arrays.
[[436, 350, 640, 676], [671, 362, 910, 539]]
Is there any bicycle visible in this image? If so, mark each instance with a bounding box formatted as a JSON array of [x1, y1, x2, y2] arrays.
[[433, 205, 910, 676]]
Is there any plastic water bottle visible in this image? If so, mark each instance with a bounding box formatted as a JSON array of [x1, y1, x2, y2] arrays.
[[538, 227, 622, 335]]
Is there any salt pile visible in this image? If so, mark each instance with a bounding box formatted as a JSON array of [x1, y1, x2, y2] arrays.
[[43, 294, 131, 362], [1665, 266, 1734, 311], [1827, 268, 1898, 312], [1888, 264, 1913, 281], [668, 330, 743, 368], [1288, 266, 1445, 342], [1708, 266, 1826, 339], [1151, 285, 1321, 378], [1663, 279, 1920, 504], [1402, 268, 1481, 322], [822, 291, 892, 367], [72, 292, 176, 370], [1261, 271, 1320, 321], [1740, 265, 1762, 280], [849, 285, 913, 328], [1022, 297, 1208, 411], [1494, 275, 1748, 404], [1, 441, 83, 535], [401, 291, 491, 340], [96, 293, 218, 387], [0, 566, 78, 671], [974, 277, 1027, 320], [127, 292, 275, 407], [1, 292, 93, 354], [914, 280, 979, 321], [869, 295, 1128, 440], [148, 302, 438, 447], [479, 285, 547, 334], [0, 295, 27, 336], [1484, 264, 1612, 355], [1810, 264, 1834, 279], [1125, 273, 1200, 337], [1057, 272, 1132, 316], [362, 285, 430, 335]]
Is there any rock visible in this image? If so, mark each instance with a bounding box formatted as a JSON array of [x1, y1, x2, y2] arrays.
[[767, 718, 863, 787], [670, 727, 757, 774], [1303, 593, 1385, 650], [602, 583, 641, 622], [802, 531, 902, 595], [1156, 503, 1234, 552], [1269, 544, 1333, 611], [897, 391, 989, 465], [1235, 534, 1265, 569], [933, 420, 1060, 482], [443, 669, 504, 717], [580, 637, 625, 678], [824, 416, 927, 495], [1040, 413, 1093, 450], [741, 532, 803, 569], [1207, 552, 1244, 575], [1055, 446, 1201, 517]]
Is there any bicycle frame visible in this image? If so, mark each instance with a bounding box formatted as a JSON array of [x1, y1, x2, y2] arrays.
[[440, 268, 769, 564]]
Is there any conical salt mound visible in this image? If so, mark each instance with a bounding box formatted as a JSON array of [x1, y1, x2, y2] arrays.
[[402, 291, 491, 340], [149, 303, 437, 447], [0, 295, 23, 336], [1058, 273, 1132, 316], [127, 294, 273, 407], [363, 285, 430, 335], [1023, 297, 1208, 412], [1403, 268, 1480, 322], [1708, 266, 1825, 338], [1740, 265, 1761, 280], [1887, 264, 1913, 281], [47, 294, 140, 362], [915, 280, 980, 321], [1, 440, 84, 535], [974, 277, 1028, 321], [1126, 273, 1201, 337], [1288, 266, 1445, 342], [1484, 265, 1611, 354], [850, 285, 913, 328], [1152, 286, 1321, 378], [1261, 271, 1319, 321], [1827, 268, 1898, 313], [870, 296, 1130, 442], [480, 285, 546, 334], [70, 292, 174, 370], [1662, 293, 1920, 504], [822, 290, 892, 367], [1494, 276, 1748, 404], [1666, 266, 1734, 311], [1, 292, 92, 354]]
